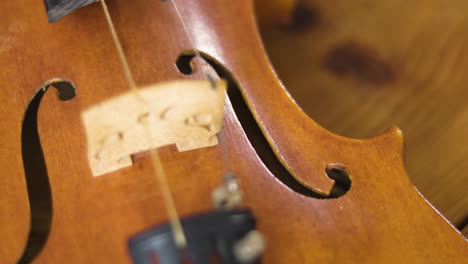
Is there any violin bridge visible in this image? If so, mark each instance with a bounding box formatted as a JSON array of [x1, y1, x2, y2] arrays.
[[81, 79, 226, 176]]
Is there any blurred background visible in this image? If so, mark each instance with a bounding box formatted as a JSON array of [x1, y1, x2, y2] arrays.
[[255, 0, 468, 236]]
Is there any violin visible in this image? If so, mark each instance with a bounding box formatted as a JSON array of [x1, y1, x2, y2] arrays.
[[0, 0, 466, 263]]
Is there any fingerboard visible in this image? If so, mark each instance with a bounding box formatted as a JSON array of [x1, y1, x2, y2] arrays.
[[44, 0, 98, 23]]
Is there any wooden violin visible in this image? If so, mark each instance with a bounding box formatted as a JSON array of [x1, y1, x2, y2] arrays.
[[0, 0, 467, 263]]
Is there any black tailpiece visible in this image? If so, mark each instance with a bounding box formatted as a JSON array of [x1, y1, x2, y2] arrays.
[[128, 209, 259, 264]]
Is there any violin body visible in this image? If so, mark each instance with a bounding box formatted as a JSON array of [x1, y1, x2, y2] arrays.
[[0, 0, 466, 263]]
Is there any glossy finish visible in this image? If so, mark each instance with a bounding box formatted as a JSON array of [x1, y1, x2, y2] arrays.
[[260, 0, 468, 229], [0, 0, 466, 263]]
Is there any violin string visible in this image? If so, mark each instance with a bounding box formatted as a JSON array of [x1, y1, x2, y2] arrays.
[[217, 123, 232, 175], [99, 0, 137, 92], [168, 0, 205, 63], [100, 0, 187, 248], [168, 0, 233, 176]]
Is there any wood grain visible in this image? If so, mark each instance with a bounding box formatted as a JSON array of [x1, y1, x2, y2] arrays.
[[254, 0, 296, 26], [0, 0, 466, 263], [260, 0, 468, 228]]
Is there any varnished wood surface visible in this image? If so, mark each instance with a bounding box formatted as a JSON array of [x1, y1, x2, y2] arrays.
[[0, 0, 467, 263], [260, 0, 468, 230]]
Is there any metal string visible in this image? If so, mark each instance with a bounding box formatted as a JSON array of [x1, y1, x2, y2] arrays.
[[169, 0, 205, 63], [168, 0, 233, 176], [100, 0, 187, 248], [100, 0, 236, 250]]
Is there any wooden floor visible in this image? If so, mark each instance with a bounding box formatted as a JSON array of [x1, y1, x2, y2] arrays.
[[258, 0, 468, 230]]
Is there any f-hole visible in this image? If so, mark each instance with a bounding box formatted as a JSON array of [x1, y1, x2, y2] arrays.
[[176, 53, 351, 199], [176, 54, 195, 75], [18, 79, 76, 264]]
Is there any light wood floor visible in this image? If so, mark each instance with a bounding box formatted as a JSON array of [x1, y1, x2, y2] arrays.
[[258, 0, 468, 230]]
